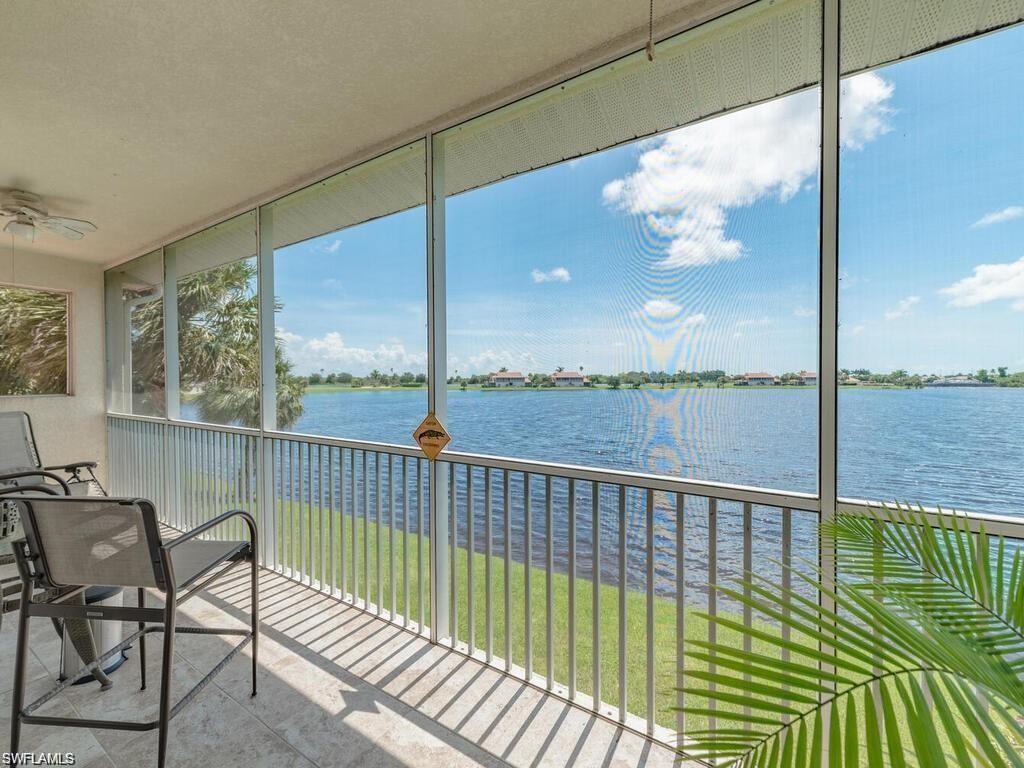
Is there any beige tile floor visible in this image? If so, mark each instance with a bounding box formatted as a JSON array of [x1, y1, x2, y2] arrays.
[[1, 565, 689, 767]]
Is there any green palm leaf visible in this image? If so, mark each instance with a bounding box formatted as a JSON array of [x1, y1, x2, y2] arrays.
[[675, 505, 1024, 767]]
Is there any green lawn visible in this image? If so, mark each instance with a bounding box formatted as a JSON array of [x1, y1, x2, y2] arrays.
[[270, 499, 800, 734]]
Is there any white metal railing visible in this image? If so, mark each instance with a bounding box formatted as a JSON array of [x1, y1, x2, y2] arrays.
[[105, 412, 1024, 750]]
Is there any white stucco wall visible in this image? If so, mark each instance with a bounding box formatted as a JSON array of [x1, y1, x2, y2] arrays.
[[1, 249, 107, 485]]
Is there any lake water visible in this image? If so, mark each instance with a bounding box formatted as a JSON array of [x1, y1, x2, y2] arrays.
[[186, 386, 1024, 598], [290, 386, 1024, 517]]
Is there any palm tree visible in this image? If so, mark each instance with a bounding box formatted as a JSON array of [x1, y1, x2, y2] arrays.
[[130, 259, 306, 429], [678, 503, 1024, 765], [0, 286, 69, 395]]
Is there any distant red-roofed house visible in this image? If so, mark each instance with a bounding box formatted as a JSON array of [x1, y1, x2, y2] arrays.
[[743, 372, 775, 386], [800, 371, 817, 385], [489, 371, 527, 386], [552, 371, 589, 387]]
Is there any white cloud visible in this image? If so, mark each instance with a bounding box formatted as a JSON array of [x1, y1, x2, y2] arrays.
[[642, 298, 682, 318], [602, 72, 894, 268], [971, 206, 1024, 229], [278, 328, 426, 374], [638, 301, 706, 332], [793, 306, 815, 318], [531, 266, 572, 283], [323, 238, 343, 254], [451, 349, 540, 374], [884, 295, 920, 321], [941, 256, 1024, 311]]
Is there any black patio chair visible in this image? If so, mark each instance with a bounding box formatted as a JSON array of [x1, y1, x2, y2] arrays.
[[7, 495, 259, 768], [0, 411, 105, 496]]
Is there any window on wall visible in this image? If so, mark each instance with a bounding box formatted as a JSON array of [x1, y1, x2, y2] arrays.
[[263, 141, 427, 442], [168, 211, 261, 428], [0, 285, 70, 396], [838, 13, 1024, 515], [105, 250, 164, 416], [440, 0, 822, 492]]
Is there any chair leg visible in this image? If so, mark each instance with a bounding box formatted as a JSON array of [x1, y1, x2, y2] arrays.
[[157, 599, 176, 768], [138, 588, 147, 691], [250, 554, 259, 697], [9, 583, 32, 754]]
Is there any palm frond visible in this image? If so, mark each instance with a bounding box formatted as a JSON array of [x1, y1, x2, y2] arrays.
[[676, 505, 1024, 767]]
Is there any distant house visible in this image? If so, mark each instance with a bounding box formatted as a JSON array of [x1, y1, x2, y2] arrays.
[[489, 371, 527, 386], [743, 372, 775, 386], [927, 375, 991, 387], [799, 371, 817, 385], [552, 371, 589, 387]]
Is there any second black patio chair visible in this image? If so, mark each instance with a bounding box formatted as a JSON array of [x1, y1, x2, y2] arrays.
[[7, 495, 259, 768], [0, 410, 105, 496]]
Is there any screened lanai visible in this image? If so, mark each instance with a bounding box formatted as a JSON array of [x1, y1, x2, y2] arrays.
[[4, 1, 1024, 766]]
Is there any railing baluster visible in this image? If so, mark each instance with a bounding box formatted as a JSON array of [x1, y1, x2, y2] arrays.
[[299, 440, 306, 582], [403, 456, 409, 627], [350, 448, 356, 602], [743, 501, 753, 726], [618, 485, 626, 723], [524, 472, 532, 680], [545, 475, 553, 689], [504, 469, 512, 672], [276, 440, 284, 570], [329, 446, 336, 595], [782, 506, 792, 701], [376, 451, 382, 613], [646, 489, 655, 735], [708, 497, 718, 732], [450, 461, 458, 645], [485, 466, 493, 664], [675, 493, 686, 743], [309, 443, 316, 584], [568, 477, 576, 700], [592, 480, 601, 712], [389, 453, 396, 619], [362, 450, 369, 608], [418, 458, 425, 631], [467, 465, 475, 655], [320, 445, 327, 590], [290, 441, 297, 576]]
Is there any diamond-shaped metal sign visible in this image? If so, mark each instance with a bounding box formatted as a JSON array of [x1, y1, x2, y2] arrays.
[[413, 413, 451, 460]]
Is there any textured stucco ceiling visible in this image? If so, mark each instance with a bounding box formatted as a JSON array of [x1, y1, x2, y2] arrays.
[[0, 0, 730, 267]]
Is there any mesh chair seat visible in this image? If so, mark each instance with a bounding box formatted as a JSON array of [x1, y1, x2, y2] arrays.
[[169, 539, 249, 589], [8, 495, 259, 768]]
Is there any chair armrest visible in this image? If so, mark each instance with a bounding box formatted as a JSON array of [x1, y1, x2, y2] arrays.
[[42, 461, 98, 473], [163, 509, 258, 552], [0, 470, 70, 495], [0, 483, 64, 496]]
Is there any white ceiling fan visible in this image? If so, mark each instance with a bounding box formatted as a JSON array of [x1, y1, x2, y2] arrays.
[[0, 190, 97, 241]]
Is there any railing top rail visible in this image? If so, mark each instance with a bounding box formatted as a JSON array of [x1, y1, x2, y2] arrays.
[[838, 498, 1024, 540], [108, 411, 261, 438], [440, 450, 821, 512]]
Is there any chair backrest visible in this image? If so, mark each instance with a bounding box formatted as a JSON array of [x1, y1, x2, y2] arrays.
[[0, 411, 41, 474], [14, 496, 167, 591]]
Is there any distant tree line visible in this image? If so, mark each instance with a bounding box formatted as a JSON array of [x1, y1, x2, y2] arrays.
[[840, 367, 1024, 387], [306, 369, 426, 387]]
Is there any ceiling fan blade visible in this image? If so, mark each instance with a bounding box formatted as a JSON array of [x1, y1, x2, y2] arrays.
[[43, 215, 97, 233], [36, 218, 86, 240]]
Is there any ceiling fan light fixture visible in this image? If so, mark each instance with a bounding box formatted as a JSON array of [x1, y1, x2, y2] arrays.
[[3, 215, 36, 241]]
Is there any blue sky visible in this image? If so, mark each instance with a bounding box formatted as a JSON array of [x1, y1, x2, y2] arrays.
[[274, 24, 1023, 377]]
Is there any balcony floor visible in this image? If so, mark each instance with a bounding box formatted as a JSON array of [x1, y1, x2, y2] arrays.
[[1, 564, 685, 767]]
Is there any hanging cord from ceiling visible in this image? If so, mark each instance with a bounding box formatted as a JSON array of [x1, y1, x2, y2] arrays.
[[646, 0, 655, 61]]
